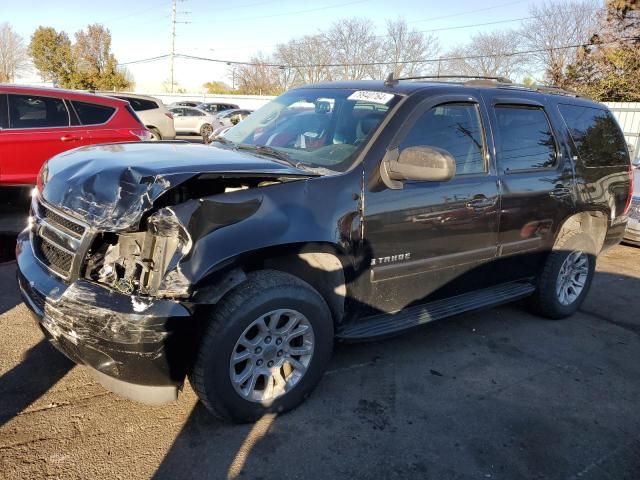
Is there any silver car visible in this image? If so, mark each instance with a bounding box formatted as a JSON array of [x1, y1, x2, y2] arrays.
[[169, 107, 217, 138], [105, 93, 176, 141]]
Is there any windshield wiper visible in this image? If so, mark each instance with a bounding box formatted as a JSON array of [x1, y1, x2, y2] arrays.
[[237, 144, 291, 161], [236, 144, 333, 176], [212, 137, 237, 148]]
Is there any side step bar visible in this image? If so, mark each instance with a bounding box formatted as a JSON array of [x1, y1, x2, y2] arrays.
[[336, 281, 535, 341]]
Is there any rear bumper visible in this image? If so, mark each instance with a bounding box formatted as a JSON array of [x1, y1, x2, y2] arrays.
[[16, 230, 195, 404], [623, 220, 640, 245]]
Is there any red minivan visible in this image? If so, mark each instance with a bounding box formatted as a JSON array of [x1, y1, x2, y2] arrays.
[[0, 85, 151, 185]]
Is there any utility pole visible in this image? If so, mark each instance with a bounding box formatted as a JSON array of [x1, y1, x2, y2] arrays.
[[169, 0, 190, 94], [170, 0, 176, 93]]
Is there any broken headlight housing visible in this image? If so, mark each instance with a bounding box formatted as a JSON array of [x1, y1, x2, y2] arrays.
[[87, 207, 192, 299]]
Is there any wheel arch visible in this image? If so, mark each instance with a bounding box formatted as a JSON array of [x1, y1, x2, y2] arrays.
[[194, 242, 350, 325], [554, 210, 608, 254]]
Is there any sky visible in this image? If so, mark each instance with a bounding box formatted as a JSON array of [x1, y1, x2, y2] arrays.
[[6, 0, 558, 92]]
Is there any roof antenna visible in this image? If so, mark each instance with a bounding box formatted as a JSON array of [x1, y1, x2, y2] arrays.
[[384, 72, 397, 87]]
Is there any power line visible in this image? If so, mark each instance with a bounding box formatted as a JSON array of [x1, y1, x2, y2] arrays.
[[190, 5, 604, 54], [231, 0, 369, 22], [121, 37, 639, 70]]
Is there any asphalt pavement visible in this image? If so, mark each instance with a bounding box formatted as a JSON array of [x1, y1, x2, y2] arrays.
[[1, 243, 639, 479]]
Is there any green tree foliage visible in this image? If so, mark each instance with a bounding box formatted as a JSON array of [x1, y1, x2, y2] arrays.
[[565, 1, 640, 101], [29, 27, 76, 86], [203, 80, 233, 94], [29, 24, 130, 90]]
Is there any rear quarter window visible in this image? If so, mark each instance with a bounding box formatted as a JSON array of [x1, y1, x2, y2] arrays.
[[72, 101, 116, 125], [558, 104, 629, 167], [116, 96, 158, 111]]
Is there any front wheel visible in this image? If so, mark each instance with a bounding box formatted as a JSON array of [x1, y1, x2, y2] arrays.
[[190, 270, 333, 422], [529, 231, 596, 319]]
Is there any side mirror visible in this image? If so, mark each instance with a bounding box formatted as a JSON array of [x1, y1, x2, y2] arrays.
[[381, 146, 456, 189]]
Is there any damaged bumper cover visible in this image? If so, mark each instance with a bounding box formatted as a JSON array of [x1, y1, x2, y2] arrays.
[[16, 230, 194, 405]]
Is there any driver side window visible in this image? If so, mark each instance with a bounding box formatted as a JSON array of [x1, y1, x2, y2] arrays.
[[401, 103, 486, 175]]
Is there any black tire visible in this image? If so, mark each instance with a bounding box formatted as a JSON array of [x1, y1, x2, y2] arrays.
[[189, 270, 333, 423], [148, 127, 162, 141], [529, 231, 597, 319], [200, 123, 213, 138]]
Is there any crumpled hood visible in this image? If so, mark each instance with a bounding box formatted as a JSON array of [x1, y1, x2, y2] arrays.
[[41, 142, 308, 231]]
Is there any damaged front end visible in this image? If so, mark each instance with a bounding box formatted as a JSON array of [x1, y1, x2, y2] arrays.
[[19, 146, 315, 405], [86, 207, 192, 299]]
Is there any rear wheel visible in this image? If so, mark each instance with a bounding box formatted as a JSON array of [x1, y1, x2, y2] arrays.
[[190, 270, 333, 422], [530, 231, 596, 319], [148, 127, 162, 141]]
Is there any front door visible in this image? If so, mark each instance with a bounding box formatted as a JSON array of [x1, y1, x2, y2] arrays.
[[363, 94, 500, 313], [0, 93, 86, 185]]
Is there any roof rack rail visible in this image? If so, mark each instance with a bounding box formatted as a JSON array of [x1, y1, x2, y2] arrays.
[[384, 73, 512, 86]]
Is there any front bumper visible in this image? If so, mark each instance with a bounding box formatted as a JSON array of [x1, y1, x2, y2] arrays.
[[16, 230, 195, 404]]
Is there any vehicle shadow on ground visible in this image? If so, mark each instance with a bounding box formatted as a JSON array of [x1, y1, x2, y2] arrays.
[[149, 263, 640, 480], [0, 339, 74, 427]]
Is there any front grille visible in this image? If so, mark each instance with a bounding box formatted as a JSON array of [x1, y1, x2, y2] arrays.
[[42, 205, 85, 238], [34, 236, 73, 276], [32, 200, 91, 281]]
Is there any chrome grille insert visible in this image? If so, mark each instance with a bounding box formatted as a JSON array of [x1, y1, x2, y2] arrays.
[[32, 199, 92, 281]]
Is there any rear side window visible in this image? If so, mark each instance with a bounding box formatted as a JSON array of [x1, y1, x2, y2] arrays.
[[558, 104, 629, 167], [7, 94, 69, 128], [116, 96, 158, 112], [494, 105, 557, 172], [401, 103, 486, 175], [72, 101, 115, 125]]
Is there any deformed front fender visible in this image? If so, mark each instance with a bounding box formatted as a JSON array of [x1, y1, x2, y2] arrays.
[[174, 172, 362, 288]]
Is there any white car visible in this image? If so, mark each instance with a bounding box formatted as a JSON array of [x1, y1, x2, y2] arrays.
[[105, 93, 176, 141], [205, 109, 253, 144], [168, 107, 217, 137]]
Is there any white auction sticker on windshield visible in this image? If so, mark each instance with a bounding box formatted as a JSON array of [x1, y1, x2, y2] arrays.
[[347, 91, 395, 104]]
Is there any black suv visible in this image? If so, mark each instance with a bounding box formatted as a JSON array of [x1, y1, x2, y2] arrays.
[[17, 78, 633, 422]]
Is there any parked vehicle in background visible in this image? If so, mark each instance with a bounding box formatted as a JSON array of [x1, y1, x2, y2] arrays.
[[104, 93, 175, 141], [169, 101, 200, 108], [204, 109, 253, 144], [0, 85, 150, 185], [197, 102, 240, 115], [624, 160, 639, 245], [168, 106, 216, 137], [16, 78, 633, 423]]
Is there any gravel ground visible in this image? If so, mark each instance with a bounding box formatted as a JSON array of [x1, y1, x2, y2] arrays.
[[0, 244, 638, 479]]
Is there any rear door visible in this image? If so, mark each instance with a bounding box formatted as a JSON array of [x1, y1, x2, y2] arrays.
[[0, 92, 87, 185], [364, 94, 500, 313], [70, 100, 124, 145], [171, 108, 189, 131], [486, 96, 577, 280]]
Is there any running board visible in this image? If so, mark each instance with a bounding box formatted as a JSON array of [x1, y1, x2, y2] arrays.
[[336, 281, 535, 341]]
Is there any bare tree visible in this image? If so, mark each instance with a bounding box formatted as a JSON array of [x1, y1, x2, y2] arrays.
[[235, 53, 282, 95], [0, 22, 28, 82], [274, 35, 334, 85], [375, 18, 440, 79], [520, 0, 601, 85], [323, 18, 380, 80], [443, 30, 525, 80]]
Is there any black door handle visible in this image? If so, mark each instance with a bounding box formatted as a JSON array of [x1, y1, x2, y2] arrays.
[[466, 196, 495, 210], [549, 187, 571, 198]]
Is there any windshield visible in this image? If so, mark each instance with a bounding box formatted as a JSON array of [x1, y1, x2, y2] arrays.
[[222, 88, 399, 172]]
